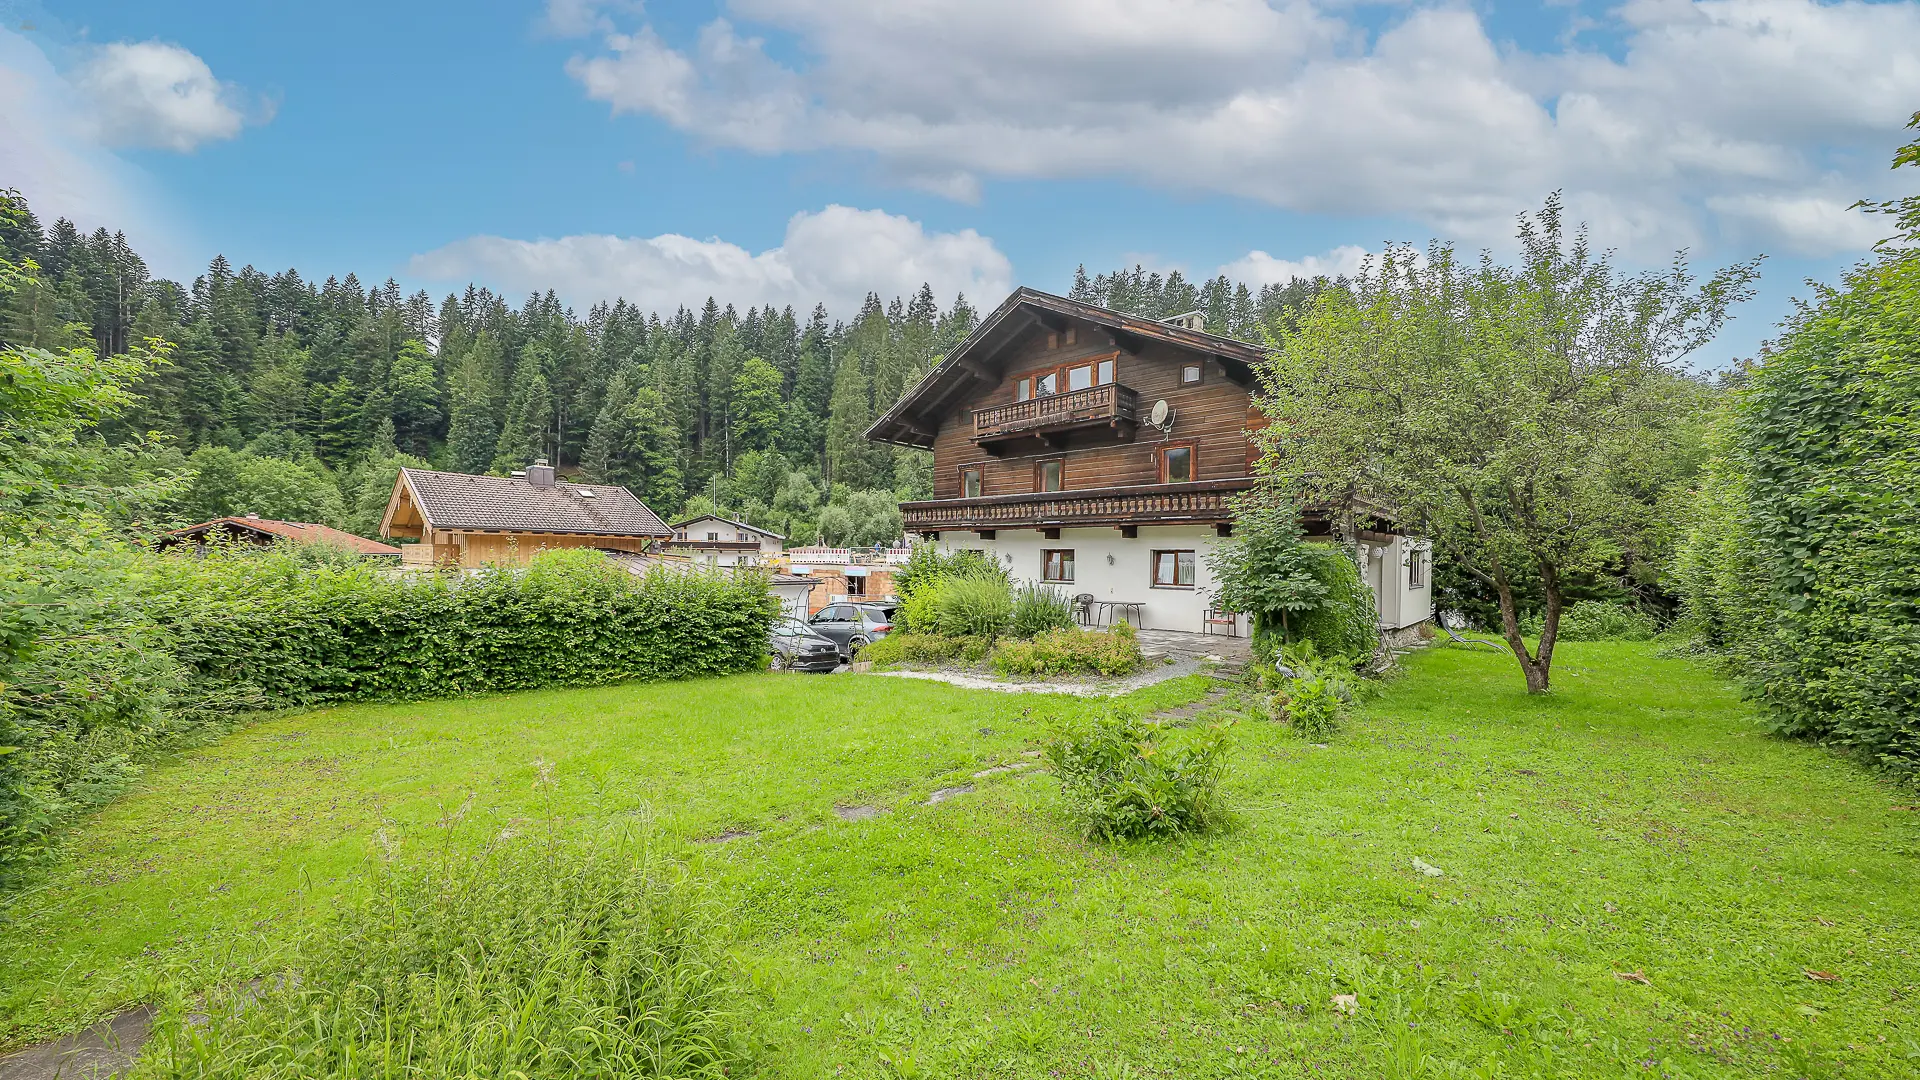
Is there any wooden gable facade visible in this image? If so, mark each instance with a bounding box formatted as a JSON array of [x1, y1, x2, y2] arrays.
[[869, 288, 1268, 535]]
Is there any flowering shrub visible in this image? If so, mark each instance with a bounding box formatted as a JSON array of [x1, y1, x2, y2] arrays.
[[991, 624, 1142, 678]]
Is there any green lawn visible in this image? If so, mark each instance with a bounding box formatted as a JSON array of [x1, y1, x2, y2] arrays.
[[4, 645, 1917, 1078]]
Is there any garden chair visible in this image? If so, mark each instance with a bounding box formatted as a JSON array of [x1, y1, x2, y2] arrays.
[[1072, 593, 1095, 626], [1202, 608, 1240, 637]]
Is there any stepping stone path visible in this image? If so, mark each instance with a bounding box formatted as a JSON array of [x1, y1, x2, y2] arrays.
[[925, 784, 974, 804], [834, 804, 882, 822], [0, 1006, 153, 1080], [695, 828, 758, 843], [1143, 687, 1232, 725]]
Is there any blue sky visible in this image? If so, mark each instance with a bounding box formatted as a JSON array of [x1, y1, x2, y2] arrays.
[[4, 0, 1916, 368]]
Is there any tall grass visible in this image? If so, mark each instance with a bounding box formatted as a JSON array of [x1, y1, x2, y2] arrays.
[[136, 817, 747, 1079]]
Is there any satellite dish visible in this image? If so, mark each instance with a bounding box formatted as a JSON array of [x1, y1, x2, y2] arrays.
[[1149, 399, 1174, 430]]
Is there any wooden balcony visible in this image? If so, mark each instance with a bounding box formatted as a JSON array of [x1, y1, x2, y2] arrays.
[[901, 478, 1256, 533], [971, 383, 1138, 451]]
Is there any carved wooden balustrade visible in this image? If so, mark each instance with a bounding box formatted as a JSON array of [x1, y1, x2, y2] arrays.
[[901, 478, 1255, 532], [970, 383, 1138, 443]]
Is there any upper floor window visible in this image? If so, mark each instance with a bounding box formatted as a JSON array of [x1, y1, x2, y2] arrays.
[[1014, 353, 1117, 403], [960, 467, 982, 499], [1181, 362, 1203, 385], [1159, 442, 1196, 484], [1036, 458, 1064, 492], [1409, 548, 1428, 589], [707, 532, 720, 542]]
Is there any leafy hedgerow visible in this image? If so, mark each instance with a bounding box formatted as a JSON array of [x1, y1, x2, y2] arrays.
[[1676, 251, 1920, 777]]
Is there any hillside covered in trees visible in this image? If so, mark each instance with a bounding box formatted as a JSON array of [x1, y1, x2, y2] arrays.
[[0, 195, 1330, 545]]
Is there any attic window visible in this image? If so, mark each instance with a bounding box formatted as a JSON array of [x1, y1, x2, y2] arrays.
[[1181, 363, 1203, 385]]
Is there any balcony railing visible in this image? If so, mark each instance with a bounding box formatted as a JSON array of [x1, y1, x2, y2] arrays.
[[972, 383, 1138, 443], [901, 478, 1255, 532]]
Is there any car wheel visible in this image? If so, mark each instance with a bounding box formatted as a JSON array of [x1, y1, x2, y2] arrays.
[[770, 651, 789, 672], [847, 634, 871, 659]]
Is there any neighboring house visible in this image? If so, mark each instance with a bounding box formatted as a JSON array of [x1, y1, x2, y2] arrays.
[[378, 460, 673, 568], [157, 514, 401, 557], [783, 547, 907, 613], [666, 515, 785, 567], [865, 287, 1434, 635], [594, 544, 820, 622]]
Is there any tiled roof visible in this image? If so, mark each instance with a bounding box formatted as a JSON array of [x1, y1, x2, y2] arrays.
[[399, 468, 672, 537], [163, 517, 402, 555], [668, 514, 786, 541]]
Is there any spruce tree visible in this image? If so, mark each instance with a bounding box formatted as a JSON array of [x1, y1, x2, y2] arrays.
[[492, 348, 554, 473]]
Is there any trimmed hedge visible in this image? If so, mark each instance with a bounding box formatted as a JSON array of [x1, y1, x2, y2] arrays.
[[1678, 252, 1920, 775], [149, 548, 778, 707]]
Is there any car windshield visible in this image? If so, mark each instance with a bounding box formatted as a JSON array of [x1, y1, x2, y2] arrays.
[[772, 620, 811, 637]]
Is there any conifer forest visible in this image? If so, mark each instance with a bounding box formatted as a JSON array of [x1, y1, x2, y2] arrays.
[[0, 197, 1327, 546]]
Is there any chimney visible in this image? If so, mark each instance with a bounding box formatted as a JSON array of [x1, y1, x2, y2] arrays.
[[526, 458, 556, 488]]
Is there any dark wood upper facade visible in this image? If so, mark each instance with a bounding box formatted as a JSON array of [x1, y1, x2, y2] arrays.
[[867, 289, 1269, 533]]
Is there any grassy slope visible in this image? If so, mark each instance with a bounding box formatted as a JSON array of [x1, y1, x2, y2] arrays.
[[3, 645, 1917, 1078]]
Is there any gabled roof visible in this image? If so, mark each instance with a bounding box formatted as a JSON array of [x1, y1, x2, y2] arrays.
[[160, 517, 401, 555], [867, 287, 1268, 448], [389, 468, 672, 537], [669, 514, 786, 541]]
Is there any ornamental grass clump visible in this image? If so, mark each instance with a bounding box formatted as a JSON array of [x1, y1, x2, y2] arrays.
[[137, 827, 746, 1079], [930, 575, 1013, 639], [1009, 583, 1076, 638], [1044, 709, 1232, 841]]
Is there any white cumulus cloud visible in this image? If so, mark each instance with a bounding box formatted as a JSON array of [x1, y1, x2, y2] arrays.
[[77, 40, 258, 152], [562, 0, 1920, 258], [407, 205, 1014, 316], [1219, 245, 1372, 287]]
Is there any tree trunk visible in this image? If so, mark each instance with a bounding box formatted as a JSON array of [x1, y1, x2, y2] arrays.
[[1489, 558, 1553, 694]]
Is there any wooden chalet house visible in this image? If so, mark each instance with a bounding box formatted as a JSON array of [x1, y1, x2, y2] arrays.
[[866, 288, 1434, 635], [378, 460, 673, 568]]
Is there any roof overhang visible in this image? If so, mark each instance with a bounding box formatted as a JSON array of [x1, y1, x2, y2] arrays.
[[865, 287, 1268, 449]]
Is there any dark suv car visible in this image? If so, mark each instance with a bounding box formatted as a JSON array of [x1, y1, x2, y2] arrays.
[[807, 603, 896, 659], [768, 618, 843, 672]]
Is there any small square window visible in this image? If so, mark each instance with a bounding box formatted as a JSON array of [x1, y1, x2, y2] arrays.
[[1036, 371, 1058, 396], [707, 532, 719, 541], [1097, 358, 1115, 385], [1181, 363, 1203, 385], [1152, 550, 1196, 588], [961, 468, 982, 499], [1409, 548, 1427, 588], [1067, 364, 1093, 392], [1016, 377, 1033, 402], [1042, 549, 1075, 583], [1037, 459, 1063, 492]]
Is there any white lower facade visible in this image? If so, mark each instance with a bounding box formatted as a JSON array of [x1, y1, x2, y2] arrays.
[[933, 525, 1432, 634], [938, 525, 1234, 634]]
